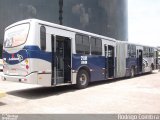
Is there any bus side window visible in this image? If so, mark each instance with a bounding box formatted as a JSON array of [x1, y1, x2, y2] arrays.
[[75, 34, 90, 55], [83, 36, 90, 54], [75, 34, 83, 54], [96, 38, 102, 55], [40, 26, 46, 51], [91, 37, 102, 55]]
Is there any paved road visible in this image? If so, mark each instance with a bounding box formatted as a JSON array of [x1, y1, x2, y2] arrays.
[[0, 71, 160, 114]]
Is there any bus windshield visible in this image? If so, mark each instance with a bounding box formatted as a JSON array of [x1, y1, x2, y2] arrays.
[[4, 23, 29, 48]]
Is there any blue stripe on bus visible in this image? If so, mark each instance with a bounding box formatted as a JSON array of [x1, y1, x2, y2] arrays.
[[126, 58, 137, 69], [72, 54, 106, 81], [3, 50, 28, 65], [24, 46, 41, 51], [126, 57, 138, 76], [3, 45, 52, 65], [3, 45, 109, 81], [25, 46, 52, 62]]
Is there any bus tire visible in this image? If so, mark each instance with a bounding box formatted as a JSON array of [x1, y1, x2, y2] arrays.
[[76, 69, 89, 89], [131, 67, 135, 78]]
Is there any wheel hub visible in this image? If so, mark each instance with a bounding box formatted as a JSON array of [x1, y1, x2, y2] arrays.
[[80, 74, 87, 85]]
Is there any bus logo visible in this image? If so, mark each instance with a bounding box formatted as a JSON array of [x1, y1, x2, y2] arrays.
[[17, 54, 23, 62], [8, 54, 23, 62]]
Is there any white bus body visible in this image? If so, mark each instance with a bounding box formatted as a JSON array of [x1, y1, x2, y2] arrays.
[[2, 19, 157, 88]]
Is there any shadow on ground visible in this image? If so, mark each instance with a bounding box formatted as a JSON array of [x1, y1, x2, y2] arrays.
[[7, 86, 76, 100], [7, 72, 155, 100]]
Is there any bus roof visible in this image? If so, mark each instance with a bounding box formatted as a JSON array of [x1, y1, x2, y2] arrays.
[[5, 19, 116, 42], [5, 19, 158, 49], [118, 40, 157, 49]]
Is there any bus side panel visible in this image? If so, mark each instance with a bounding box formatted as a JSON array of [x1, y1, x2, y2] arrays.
[[126, 58, 137, 76], [88, 56, 106, 82], [3, 49, 29, 76], [116, 42, 127, 78], [26, 46, 52, 86], [72, 54, 106, 82], [143, 57, 154, 73]]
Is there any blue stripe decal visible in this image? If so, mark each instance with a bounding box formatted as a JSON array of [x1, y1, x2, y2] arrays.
[[3, 45, 52, 65], [25, 46, 52, 62], [3, 50, 28, 65], [126, 58, 137, 68], [72, 54, 106, 81], [24, 46, 41, 51], [28, 50, 52, 62]]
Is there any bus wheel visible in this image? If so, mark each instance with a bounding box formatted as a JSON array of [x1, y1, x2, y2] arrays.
[[76, 69, 89, 89], [131, 67, 135, 77]]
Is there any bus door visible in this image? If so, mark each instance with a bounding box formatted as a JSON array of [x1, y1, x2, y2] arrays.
[[51, 35, 71, 85], [136, 49, 143, 73], [104, 45, 108, 78], [104, 44, 115, 79]]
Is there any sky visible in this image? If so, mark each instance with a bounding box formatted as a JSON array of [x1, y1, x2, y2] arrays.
[[128, 0, 160, 47]]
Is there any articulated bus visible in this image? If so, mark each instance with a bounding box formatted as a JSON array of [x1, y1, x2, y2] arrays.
[[2, 19, 158, 89]]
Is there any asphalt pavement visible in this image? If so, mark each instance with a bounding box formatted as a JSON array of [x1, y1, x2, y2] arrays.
[[0, 71, 160, 114]]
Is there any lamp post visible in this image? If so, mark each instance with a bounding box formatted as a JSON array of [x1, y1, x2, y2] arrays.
[[59, 0, 63, 25]]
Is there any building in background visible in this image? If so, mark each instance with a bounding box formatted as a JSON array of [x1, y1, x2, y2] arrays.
[[0, 0, 128, 57]]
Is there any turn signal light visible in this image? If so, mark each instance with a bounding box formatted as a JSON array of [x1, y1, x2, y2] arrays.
[[25, 59, 29, 64]]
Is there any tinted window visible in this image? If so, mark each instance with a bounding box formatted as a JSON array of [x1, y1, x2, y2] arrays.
[[144, 47, 149, 57], [90, 37, 96, 47], [83, 35, 90, 54], [91, 37, 102, 55], [128, 44, 136, 58], [75, 34, 83, 44], [96, 38, 102, 55], [149, 48, 154, 57], [40, 26, 46, 51], [76, 34, 89, 54], [143, 47, 147, 57]]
